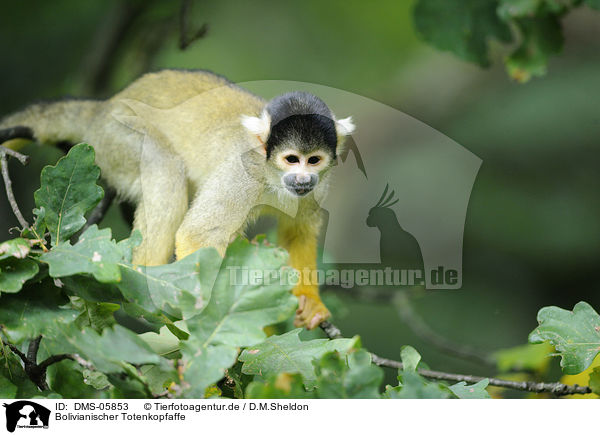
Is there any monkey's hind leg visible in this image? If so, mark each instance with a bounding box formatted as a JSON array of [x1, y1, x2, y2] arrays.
[[278, 217, 330, 329]]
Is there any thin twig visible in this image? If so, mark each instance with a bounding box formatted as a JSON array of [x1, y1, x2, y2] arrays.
[[0, 145, 30, 165], [2, 340, 27, 362], [394, 292, 495, 367], [1, 152, 29, 228], [320, 321, 592, 396], [38, 354, 75, 371], [0, 127, 34, 162], [179, 0, 208, 50]]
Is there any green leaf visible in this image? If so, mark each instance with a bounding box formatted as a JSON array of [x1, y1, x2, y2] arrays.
[[74, 301, 120, 332], [385, 372, 453, 399], [139, 362, 178, 396], [179, 238, 298, 397], [449, 379, 491, 398], [140, 325, 182, 358], [0, 281, 77, 343], [0, 348, 39, 397], [505, 14, 564, 83], [239, 329, 358, 388], [0, 257, 39, 294], [45, 323, 160, 374], [22, 207, 47, 242], [245, 373, 314, 399], [82, 369, 111, 390], [529, 301, 600, 374], [385, 346, 453, 399], [34, 143, 103, 246], [414, 0, 512, 67], [0, 238, 31, 260], [589, 367, 600, 396], [117, 247, 221, 320], [493, 342, 554, 373], [313, 350, 383, 398], [0, 373, 18, 398], [400, 345, 421, 371], [42, 225, 123, 283]]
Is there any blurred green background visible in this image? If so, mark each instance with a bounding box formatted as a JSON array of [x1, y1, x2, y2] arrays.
[[1, 0, 599, 394]]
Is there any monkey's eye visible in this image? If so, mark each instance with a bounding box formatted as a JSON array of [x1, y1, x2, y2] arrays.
[[308, 156, 321, 165], [285, 155, 300, 164]]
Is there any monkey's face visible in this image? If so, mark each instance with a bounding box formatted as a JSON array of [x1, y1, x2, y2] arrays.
[[270, 147, 333, 197]]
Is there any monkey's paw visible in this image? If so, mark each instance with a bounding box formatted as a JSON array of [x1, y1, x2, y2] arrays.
[[294, 295, 331, 330]]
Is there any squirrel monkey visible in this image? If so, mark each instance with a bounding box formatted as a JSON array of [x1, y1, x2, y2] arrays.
[[0, 69, 355, 329]]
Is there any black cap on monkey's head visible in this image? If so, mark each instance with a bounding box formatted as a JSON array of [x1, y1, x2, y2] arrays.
[[241, 91, 355, 159]]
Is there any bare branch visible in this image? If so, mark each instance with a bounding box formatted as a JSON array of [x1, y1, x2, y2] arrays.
[[1, 152, 29, 229], [27, 335, 42, 363], [0, 126, 34, 163], [38, 354, 75, 371], [320, 321, 592, 396], [179, 0, 208, 50], [0, 146, 30, 166]]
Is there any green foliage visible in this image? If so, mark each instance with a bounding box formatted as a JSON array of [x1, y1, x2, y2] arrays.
[[493, 342, 554, 373], [239, 329, 358, 388], [312, 350, 384, 398], [529, 301, 600, 374], [449, 380, 491, 399], [0, 257, 39, 293], [385, 346, 454, 398], [43, 226, 125, 283], [414, 0, 512, 67], [589, 367, 600, 395], [179, 240, 298, 397], [34, 144, 103, 246], [0, 374, 18, 398], [245, 373, 314, 399], [414, 0, 597, 81], [2, 137, 596, 399], [245, 350, 384, 399], [0, 238, 31, 260]]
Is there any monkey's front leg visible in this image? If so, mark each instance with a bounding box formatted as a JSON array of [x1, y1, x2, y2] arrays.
[[278, 217, 330, 329], [175, 161, 262, 259]]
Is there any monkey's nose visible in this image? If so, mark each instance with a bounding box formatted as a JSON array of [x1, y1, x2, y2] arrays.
[[295, 173, 311, 184]]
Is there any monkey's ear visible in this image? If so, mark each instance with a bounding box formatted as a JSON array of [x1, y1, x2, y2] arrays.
[[241, 111, 271, 143], [335, 116, 356, 136]]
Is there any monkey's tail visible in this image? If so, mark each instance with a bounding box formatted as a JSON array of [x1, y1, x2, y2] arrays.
[[0, 99, 99, 152]]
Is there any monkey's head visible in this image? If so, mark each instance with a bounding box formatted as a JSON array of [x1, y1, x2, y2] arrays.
[[241, 91, 355, 197]]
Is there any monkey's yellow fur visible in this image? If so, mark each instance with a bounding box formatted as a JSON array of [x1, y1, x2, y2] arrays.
[[0, 70, 347, 328]]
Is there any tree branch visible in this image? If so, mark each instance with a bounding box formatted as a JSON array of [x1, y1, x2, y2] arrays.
[[319, 321, 592, 396], [26, 335, 42, 363], [1, 336, 82, 391], [179, 0, 208, 50], [38, 354, 75, 371], [1, 151, 30, 229]]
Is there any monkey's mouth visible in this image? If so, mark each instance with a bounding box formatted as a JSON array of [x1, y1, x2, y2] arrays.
[[286, 185, 314, 196]]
